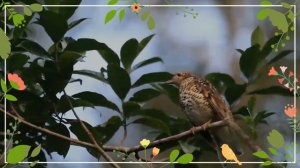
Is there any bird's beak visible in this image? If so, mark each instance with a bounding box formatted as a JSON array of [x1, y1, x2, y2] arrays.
[[166, 79, 174, 84]]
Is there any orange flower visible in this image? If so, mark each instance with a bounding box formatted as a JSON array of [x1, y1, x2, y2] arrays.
[[8, 73, 26, 90], [268, 67, 278, 76], [152, 147, 160, 157], [131, 3, 141, 13], [284, 104, 296, 118]]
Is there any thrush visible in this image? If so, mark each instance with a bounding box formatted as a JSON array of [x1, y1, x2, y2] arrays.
[[167, 72, 242, 156]]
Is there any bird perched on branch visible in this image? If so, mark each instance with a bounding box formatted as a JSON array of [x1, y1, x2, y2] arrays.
[[166, 72, 242, 156]]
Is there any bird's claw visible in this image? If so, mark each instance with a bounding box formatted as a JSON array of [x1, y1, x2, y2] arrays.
[[203, 119, 212, 130], [190, 126, 197, 135]]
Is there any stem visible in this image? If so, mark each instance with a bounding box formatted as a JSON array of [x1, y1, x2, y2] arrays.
[[2, 163, 8, 168]]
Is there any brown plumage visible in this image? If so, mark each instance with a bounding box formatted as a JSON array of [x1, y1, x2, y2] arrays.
[[167, 72, 241, 155]]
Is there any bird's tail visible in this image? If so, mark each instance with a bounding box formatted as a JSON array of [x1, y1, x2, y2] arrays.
[[235, 159, 242, 166]]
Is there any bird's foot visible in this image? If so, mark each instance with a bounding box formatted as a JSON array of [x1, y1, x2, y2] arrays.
[[203, 119, 212, 130], [190, 126, 197, 135]]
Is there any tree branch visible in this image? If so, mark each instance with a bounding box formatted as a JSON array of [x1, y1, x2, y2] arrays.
[[62, 90, 120, 168]]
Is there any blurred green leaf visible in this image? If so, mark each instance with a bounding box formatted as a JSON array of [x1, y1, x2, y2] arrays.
[[251, 26, 265, 48], [281, 2, 292, 9], [169, 149, 180, 163], [107, 64, 131, 100], [119, 9, 125, 22], [147, 16, 155, 30], [236, 49, 244, 54], [121, 38, 139, 70], [7, 145, 31, 164], [123, 101, 141, 118], [57, 95, 94, 113], [260, 1, 272, 5], [31, 145, 42, 158], [247, 96, 256, 113], [260, 9, 288, 32], [44, 0, 81, 20], [132, 72, 173, 87], [29, 160, 39, 167], [253, 151, 270, 159], [17, 39, 49, 57], [176, 153, 193, 164], [68, 18, 88, 31], [37, 10, 68, 43], [225, 84, 247, 105], [72, 91, 120, 112], [130, 88, 161, 102], [205, 73, 235, 93], [141, 11, 150, 21], [45, 123, 70, 157], [1, 79, 7, 92], [24, 6, 33, 16], [239, 45, 260, 79], [7, 53, 29, 71], [261, 161, 273, 166], [268, 50, 293, 65], [267, 129, 284, 148], [58, 51, 82, 77], [105, 10, 117, 24], [108, 0, 118, 5], [29, 3, 43, 12], [132, 117, 170, 134], [139, 34, 155, 53], [66, 38, 120, 65], [94, 116, 122, 144], [254, 111, 275, 125], [73, 70, 107, 83], [0, 28, 11, 59], [131, 57, 163, 72], [268, 147, 278, 155], [233, 106, 249, 116], [248, 86, 293, 97], [5, 94, 17, 101]]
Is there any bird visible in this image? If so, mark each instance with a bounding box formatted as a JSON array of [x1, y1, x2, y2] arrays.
[[166, 72, 242, 155], [221, 144, 242, 165]]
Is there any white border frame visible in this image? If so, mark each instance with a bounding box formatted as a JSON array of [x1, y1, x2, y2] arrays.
[[3, 4, 297, 165]]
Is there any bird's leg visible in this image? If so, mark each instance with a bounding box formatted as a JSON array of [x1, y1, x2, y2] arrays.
[[190, 126, 197, 135], [202, 119, 212, 130]]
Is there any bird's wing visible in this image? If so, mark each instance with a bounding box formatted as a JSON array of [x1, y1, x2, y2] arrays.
[[194, 78, 231, 120]]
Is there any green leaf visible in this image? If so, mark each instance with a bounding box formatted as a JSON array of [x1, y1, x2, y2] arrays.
[[247, 96, 256, 113], [45, 123, 70, 157], [108, 0, 118, 5], [236, 49, 244, 54], [147, 16, 155, 30], [268, 50, 293, 65], [73, 70, 107, 83], [268, 147, 278, 155], [239, 45, 261, 79], [130, 88, 161, 102], [44, 0, 81, 20], [253, 151, 270, 159], [29, 160, 39, 167], [9, 81, 20, 90], [66, 38, 120, 65], [131, 57, 163, 72], [72, 91, 120, 111], [94, 116, 123, 144], [29, 3, 43, 12], [107, 64, 131, 100], [31, 145, 42, 158], [260, 1, 272, 5], [105, 10, 117, 24], [7, 53, 29, 71], [0, 28, 11, 59], [169, 149, 180, 163], [248, 86, 293, 97], [261, 161, 273, 166], [132, 117, 170, 134], [176, 153, 194, 164], [138, 34, 155, 54], [23, 6, 33, 16], [120, 38, 139, 70], [1, 79, 7, 92], [119, 9, 125, 22], [17, 39, 49, 57], [281, 2, 292, 9], [37, 10, 68, 43], [132, 72, 173, 87], [68, 18, 88, 31], [225, 84, 247, 105], [258, 8, 288, 32], [5, 94, 17, 101], [7, 145, 31, 164], [267, 129, 284, 148], [205, 73, 235, 93], [254, 111, 275, 124], [251, 26, 265, 48], [141, 11, 150, 21], [156, 83, 179, 105]]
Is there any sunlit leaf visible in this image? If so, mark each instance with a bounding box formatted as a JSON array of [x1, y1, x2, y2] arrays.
[[108, 0, 119, 5], [31, 145, 42, 158], [7, 145, 31, 164], [261, 161, 273, 166], [5, 94, 17, 101], [119, 9, 125, 22], [176, 153, 194, 164], [267, 129, 284, 148], [147, 16, 155, 30], [253, 151, 270, 159], [1, 79, 7, 92], [29, 3, 43, 12], [105, 10, 117, 24], [169, 149, 180, 163], [23, 6, 33, 16], [0, 28, 11, 59]]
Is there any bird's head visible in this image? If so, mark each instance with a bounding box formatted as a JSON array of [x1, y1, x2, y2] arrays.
[[166, 72, 193, 86], [221, 144, 229, 149]]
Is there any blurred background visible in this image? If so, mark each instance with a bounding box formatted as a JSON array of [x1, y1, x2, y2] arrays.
[[2, 0, 300, 167]]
